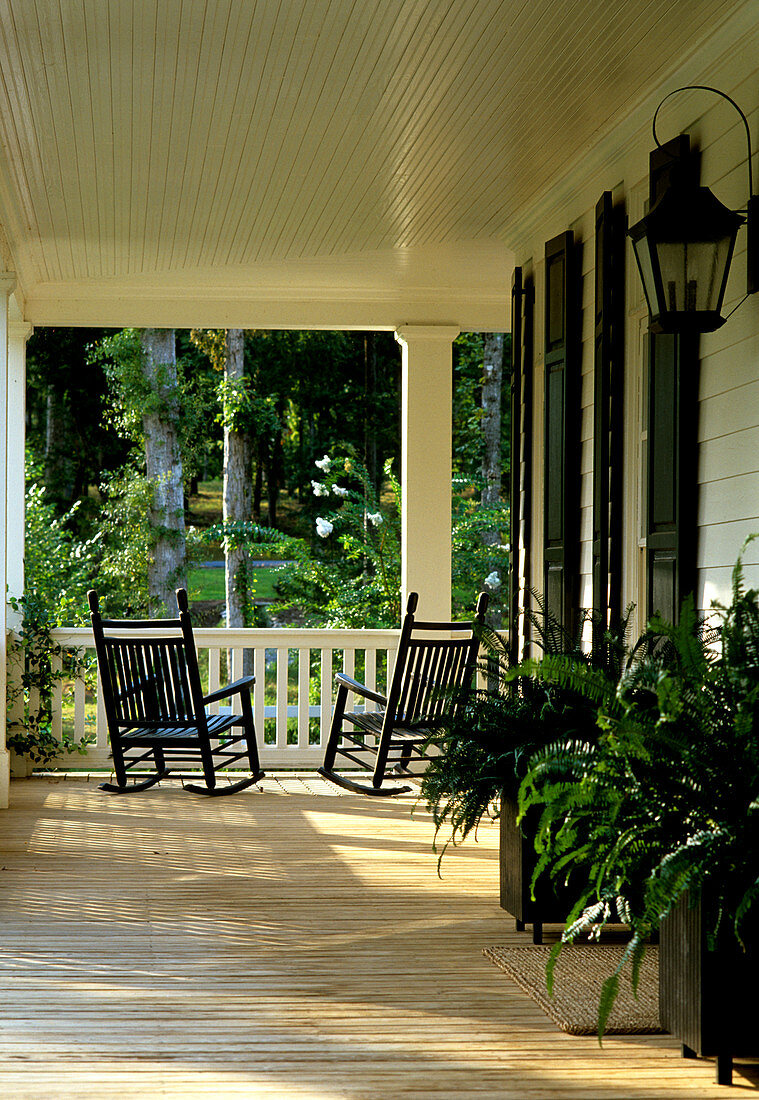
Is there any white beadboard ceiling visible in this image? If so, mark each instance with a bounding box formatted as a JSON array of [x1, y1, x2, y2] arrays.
[[0, 0, 750, 328]]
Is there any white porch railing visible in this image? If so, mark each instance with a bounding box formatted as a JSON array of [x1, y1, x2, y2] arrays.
[[36, 626, 402, 772]]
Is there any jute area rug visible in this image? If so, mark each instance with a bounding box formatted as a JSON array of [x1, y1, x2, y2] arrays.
[[484, 944, 663, 1035]]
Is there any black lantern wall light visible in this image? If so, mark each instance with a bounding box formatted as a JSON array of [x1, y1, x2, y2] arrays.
[[629, 85, 758, 333]]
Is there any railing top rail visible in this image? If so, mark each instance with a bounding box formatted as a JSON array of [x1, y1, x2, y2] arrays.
[[50, 626, 402, 647]]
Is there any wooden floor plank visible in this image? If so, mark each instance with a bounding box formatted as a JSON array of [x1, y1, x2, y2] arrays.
[[0, 777, 756, 1098]]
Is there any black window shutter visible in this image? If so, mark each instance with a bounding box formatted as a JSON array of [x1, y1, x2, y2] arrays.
[[645, 138, 699, 622], [509, 267, 534, 665], [592, 192, 625, 637], [543, 231, 580, 634], [647, 332, 699, 621]]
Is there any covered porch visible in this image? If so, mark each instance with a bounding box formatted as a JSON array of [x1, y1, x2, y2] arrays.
[[2, 4, 759, 1092], [0, 776, 749, 1099]]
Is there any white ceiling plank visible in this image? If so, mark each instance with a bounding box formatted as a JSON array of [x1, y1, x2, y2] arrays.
[[180, 1, 260, 270], [108, 0, 133, 280], [268, 0, 432, 261], [202, 0, 286, 269], [60, 0, 103, 279], [0, 1, 48, 283], [83, 0, 116, 278], [126, 0, 158, 275], [337, 0, 521, 254], [36, 1, 89, 280], [6, 0, 71, 281], [220, 0, 311, 265], [245, 0, 377, 263]]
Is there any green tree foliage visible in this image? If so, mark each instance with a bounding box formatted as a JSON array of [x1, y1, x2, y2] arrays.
[[453, 332, 487, 477], [25, 325, 510, 626], [23, 475, 100, 624], [452, 332, 511, 621], [91, 328, 216, 489], [246, 330, 400, 511], [452, 332, 512, 486], [273, 451, 509, 627], [451, 480, 509, 614], [25, 326, 127, 524], [94, 467, 154, 616]]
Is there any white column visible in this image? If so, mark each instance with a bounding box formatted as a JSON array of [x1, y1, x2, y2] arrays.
[[394, 325, 458, 621], [0, 275, 17, 809], [7, 323, 31, 606]]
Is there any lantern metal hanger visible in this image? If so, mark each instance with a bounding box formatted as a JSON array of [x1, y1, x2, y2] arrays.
[[628, 85, 758, 334]]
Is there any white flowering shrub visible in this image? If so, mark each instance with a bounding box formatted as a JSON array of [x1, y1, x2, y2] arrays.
[[273, 453, 510, 627], [272, 452, 402, 626]]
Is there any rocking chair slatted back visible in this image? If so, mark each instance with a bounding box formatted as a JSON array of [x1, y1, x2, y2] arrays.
[[103, 636, 200, 729], [391, 635, 476, 728]]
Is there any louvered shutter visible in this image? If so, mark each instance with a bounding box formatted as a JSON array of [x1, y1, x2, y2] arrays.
[[646, 332, 699, 621], [543, 231, 580, 634], [592, 192, 625, 636], [509, 267, 534, 664]]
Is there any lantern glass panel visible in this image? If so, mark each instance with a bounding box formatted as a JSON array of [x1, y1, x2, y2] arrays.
[[656, 238, 731, 313], [632, 235, 658, 316]]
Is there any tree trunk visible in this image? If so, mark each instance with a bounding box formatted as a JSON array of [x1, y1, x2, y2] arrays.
[[44, 386, 76, 507], [481, 333, 504, 508], [364, 332, 378, 490], [223, 329, 253, 629], [253, 452, 263, 521], [140, 329, 187, 617], [481, 332, 504, 626], [265, 403, 283, 527]]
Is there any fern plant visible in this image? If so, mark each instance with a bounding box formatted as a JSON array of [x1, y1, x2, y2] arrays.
[[519, 539, 759, 1036], [420, 594, 634, 863]]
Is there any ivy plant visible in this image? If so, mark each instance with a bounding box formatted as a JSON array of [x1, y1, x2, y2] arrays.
[[7, 590, 93, 767]]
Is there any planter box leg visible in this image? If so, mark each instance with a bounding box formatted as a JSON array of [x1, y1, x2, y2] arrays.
[[515, 919, 525, 932], [532, 922, 543, 945], [716, 1053, 732, 1086]]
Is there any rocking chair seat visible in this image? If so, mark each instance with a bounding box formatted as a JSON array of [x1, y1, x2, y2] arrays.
[[120, 711, 249, 744], [342, 711, 432, 740]]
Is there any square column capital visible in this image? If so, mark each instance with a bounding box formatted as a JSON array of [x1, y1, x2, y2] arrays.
[[394, 325, 460, 350], [9, 321, 33, 344], [0, 273, 17, 298]]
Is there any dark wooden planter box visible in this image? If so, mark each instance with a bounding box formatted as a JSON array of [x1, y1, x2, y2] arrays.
[[499, 791, 569, 943], [660, 893, 759, 1085]]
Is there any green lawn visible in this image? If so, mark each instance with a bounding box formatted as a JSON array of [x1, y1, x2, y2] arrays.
[[188, 564, 283, 603]]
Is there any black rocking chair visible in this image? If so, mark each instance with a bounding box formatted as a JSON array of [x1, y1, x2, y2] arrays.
[[89, 588, 265, 795], [319, 591, 488, 795]]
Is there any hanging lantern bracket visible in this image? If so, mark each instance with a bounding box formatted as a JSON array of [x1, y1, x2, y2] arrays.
[[651, 85, 758, 296]]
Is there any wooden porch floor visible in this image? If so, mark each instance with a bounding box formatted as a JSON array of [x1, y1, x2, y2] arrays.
[[0, 777, 756, 1099]]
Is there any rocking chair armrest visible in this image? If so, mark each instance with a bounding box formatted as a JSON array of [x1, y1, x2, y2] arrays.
[[203, 675, 256, 705], [334, 672, 387, 706]]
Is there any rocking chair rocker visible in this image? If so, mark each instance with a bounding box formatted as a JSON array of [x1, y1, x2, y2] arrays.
[[319, 591, 488, 795], [89, 588, 265, 795]]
